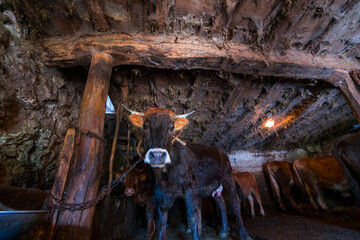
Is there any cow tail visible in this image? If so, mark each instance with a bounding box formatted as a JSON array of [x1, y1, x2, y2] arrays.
[[235, 181, 246, 201], [292, 161, 307, 199]]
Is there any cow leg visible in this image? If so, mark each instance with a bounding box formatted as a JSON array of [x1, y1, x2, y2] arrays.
[[212, 195, 229, 238], [247, 195, 255, 218], [223, 177, 250, 240], [253, 190, 265, 217], [336, 155, 360, 204], [145, 200, 156, 240], [302, 181, 318, 210], [267, 171, 286, 210], [186, 199, 202, 235], [310, 181, 328, 211], [198, 200, 202, 234], [184, 191, 200, 240], [282, 186, 301, 211], [158, 206, 170, 240]]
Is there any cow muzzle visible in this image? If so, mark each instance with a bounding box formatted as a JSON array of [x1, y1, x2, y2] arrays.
[[125, 187, 135, 197], [144, 148, 171, 168]]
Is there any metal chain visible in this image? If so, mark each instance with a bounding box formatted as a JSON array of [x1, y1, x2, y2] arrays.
[[45, 158, 143, 211], [74, 126, 106, 144]]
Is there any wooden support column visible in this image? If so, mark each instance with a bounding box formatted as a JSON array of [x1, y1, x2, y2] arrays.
[[328, 69, 360, 123], [48, 128, 76, 240], [55, 52, 113, 240]]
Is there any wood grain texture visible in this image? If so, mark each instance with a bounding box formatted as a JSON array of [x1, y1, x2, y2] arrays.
[[39, 34, 359, 80]]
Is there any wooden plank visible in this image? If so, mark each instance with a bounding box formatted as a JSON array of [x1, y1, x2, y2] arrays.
[[48, 128, 76, 240], [55, 52, 113, 240], [38, 34, 359, 80]]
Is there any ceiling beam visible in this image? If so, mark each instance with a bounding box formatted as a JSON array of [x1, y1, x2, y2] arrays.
[[38, 34, 359, 80]]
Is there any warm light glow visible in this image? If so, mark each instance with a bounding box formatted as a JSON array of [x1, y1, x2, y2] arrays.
[[265, 118, 274, 128]]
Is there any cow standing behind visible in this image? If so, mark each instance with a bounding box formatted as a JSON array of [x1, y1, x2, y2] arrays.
[[123, 106, 250, 240], [123, 162, 156, 240], [333, 133, 360, 204], [264, 161, 302, 211], [233, 170, 265, 218], [293, 156, 351, 211]]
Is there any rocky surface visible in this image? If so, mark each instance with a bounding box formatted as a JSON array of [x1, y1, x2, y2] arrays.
[[0, 18, 83, 188]]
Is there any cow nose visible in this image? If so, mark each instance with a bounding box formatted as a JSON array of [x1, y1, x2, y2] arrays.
[[149, 150, 167, 164], [150, 151, 166, 159], [144, 148, 171, 167], [125, 187, 134, 196]]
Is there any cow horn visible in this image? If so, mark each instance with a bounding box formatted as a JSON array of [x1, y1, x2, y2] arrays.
[[122, 104, 144, 116], [175, 110, 195, 119]]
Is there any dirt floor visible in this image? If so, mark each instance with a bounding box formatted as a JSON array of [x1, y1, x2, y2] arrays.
[[133, 207, 360, 240]]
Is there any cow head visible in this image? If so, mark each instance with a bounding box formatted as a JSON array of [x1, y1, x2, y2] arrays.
[[123, 167, 147, 197], [123, 105, 194, 168]]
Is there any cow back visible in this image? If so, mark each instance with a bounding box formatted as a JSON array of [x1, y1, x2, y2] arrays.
[[294, 156, 348, 189], [233, 171, 256, 197]]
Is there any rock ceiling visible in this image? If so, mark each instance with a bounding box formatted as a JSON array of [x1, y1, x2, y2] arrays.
[[3, 0, 360, 153]]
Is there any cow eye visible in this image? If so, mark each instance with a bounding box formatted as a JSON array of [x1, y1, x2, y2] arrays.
[[143, 124, 148, 130], [169, 126, 174, 131]]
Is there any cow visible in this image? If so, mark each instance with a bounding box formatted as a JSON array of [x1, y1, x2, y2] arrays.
[[333, 133, 360, 204], [293, 156, 351, 211], [264, 161, 302, 211], [123, 162, 156, 240], [233, 170, 265, 218], [123, 105, 250, 240]]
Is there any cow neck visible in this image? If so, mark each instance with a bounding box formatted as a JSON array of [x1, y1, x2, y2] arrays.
[[148, 141, 186, 184]]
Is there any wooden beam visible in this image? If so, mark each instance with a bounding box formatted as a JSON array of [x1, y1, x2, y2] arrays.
[[328, 70, 360, 123], [39, 34, 359, 80], [199, 79, 263, 145], [216, 81, 289, 151], [55, 52, 113, 240]]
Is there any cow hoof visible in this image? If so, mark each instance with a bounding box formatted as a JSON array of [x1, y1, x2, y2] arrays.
[[219, 230, 229, 239], [240, 231, 251, 240]]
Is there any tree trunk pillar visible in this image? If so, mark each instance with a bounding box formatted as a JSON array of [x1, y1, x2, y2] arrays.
[[54, 52, 113, 240]]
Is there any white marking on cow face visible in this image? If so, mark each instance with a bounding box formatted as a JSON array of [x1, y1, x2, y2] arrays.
[[144, 148, 171, 168]]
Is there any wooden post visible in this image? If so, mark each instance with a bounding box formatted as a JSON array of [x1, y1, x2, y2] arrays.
[[48, 128, 76, 240], [55, 52, 113, 240], [107, 104, 121, 187]]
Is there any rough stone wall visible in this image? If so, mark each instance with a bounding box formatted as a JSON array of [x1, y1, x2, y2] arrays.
[[0, 20, 83, 189]]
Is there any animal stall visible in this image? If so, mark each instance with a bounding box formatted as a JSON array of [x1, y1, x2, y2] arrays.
[[0, 1, 360, 240]]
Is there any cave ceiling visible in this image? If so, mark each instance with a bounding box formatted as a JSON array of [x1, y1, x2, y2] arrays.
[[3, 0, 360, 153]]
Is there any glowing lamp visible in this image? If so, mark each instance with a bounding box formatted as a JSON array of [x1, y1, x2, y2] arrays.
[[265, 118, 274, 128]]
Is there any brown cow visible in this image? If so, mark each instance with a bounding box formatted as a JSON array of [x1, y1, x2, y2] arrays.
[[123, 105, 250, 240], [293, 156, 351, 211], [264, 161, 302, 211], [123, 162, 156, 240], [233, 170, 265, 218], [333, 133, 360, 204]]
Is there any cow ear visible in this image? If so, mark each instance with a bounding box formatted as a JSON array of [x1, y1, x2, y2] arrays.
[[174, 118, 189, 131], [129, 114, 144, 128]]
